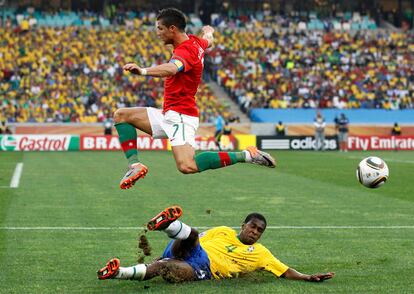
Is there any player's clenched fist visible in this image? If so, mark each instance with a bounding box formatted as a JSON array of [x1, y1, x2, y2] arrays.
[[201, 25, 214, 35], [123, 63, 143, 75]]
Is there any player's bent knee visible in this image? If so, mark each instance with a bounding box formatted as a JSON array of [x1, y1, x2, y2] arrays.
[[160, 262, 195, 283], [113, 108, 128, 123], [185, 229, 200, 245], [189, 228, 199, 239], [177, 162, 198, 174], [177, 160, 198, 174]]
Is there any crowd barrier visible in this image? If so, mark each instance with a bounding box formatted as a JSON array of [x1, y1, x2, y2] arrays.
[[256, 135, 414, 151], [2, 134, 413, 151], [257, 136, 339, 150], [0, 134, 256, 151], [250, 109, 414, 124], [0, 135, 79, 151]]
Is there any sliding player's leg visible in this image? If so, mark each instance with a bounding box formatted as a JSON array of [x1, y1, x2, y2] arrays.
[[147, 206, 211, 281], [97, 257, 197, 282], [98, 206, 210, 282]]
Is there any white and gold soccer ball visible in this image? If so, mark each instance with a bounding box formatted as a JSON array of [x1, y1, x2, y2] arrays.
[[356, 156, 389, 188]]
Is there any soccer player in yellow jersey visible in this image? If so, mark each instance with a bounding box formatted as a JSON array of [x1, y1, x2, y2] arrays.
[[98, 206, 334, 283]]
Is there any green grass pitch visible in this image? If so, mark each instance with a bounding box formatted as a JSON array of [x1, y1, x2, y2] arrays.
[[0, 150, 413, 293]]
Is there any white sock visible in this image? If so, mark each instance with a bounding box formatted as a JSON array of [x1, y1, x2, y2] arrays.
[[164, 220, 191, 240], [115, 264, 146, 280], [243, 150, 252, 162]]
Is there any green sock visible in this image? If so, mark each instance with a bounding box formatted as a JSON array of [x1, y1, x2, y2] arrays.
[[115, 122, 139, 165], [194, 151, 246, 172]]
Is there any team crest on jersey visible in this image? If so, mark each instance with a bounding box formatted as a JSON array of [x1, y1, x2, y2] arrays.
[[225, 245, 237, 253], [247, 246, 255, 252], [199, 232, 206, 237]]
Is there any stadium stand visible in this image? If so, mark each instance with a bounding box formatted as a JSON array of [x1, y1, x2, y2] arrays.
[[211, 11, 378, 31], [0, 20, 230, 123], [207, 29, 414, 113], [1, 7, 413, 124]]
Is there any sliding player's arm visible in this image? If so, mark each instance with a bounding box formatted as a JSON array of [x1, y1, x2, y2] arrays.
[[123, 62, 179, 78], [261, 248, 334, 282], [282, 268, 335, 282], [201, 25, 215, 48]]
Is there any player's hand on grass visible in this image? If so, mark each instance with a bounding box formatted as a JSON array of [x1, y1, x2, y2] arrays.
[[284, 268, 335, 282], [123, 63, 144, 75], [308, 272, 335, 282]]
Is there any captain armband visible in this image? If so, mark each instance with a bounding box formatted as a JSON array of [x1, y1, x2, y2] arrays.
[[170, 59, 184, 72]]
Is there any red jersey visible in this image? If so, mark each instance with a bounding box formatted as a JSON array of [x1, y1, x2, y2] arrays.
[[163, 35, 209, 117]]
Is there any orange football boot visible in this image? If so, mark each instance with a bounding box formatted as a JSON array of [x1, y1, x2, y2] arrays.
[[120, 163, 148, 189], [97, 258, 120, 280], [147, 206, 183, 231]]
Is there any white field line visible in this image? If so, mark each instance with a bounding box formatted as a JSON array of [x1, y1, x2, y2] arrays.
[[1, 226, 414, 230], [347, 156, 414, 164], [10, 163, 23, 188]]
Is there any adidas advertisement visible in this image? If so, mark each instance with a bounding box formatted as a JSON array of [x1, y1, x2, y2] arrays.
[[257, 136, 338, 150], [0, 135, 79, 151]]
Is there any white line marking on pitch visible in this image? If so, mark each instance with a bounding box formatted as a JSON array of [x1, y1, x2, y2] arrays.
[[10, 163, 23, 188], [347, 156, 414, 164], [1, 226, 414, 230]]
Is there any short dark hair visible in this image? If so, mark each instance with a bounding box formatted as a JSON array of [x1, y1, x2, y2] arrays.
[[156, 8, 186, 31], [244, 213, 267, 227]]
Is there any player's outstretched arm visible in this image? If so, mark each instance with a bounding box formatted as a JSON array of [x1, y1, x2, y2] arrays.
[[201, 25, 215, 48], [123, 62, 178, 77], [282, 268, 335, 282]]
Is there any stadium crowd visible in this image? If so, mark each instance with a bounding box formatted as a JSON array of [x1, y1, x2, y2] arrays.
[[0, 23, 230, 123], [206, 28, 414, 113], [1, 8, 414, 123], [211, 9, 378, 31]]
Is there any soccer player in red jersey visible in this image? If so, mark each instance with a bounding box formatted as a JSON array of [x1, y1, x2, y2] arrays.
[[114, 8, 276, 189]]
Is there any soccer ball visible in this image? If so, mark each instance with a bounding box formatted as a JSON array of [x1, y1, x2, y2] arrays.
[[356, 157, 389, 188]]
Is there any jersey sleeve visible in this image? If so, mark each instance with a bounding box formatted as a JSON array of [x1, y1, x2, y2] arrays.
[[259, 247, 289, 277], [199, 38, 209, 50], [171, 47, 193, 72]]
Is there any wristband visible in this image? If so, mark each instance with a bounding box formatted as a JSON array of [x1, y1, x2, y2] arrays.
[[141, 68, 147, 76]]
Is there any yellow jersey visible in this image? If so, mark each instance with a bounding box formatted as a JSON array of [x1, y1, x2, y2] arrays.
[[199, 226, 289, 279]]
